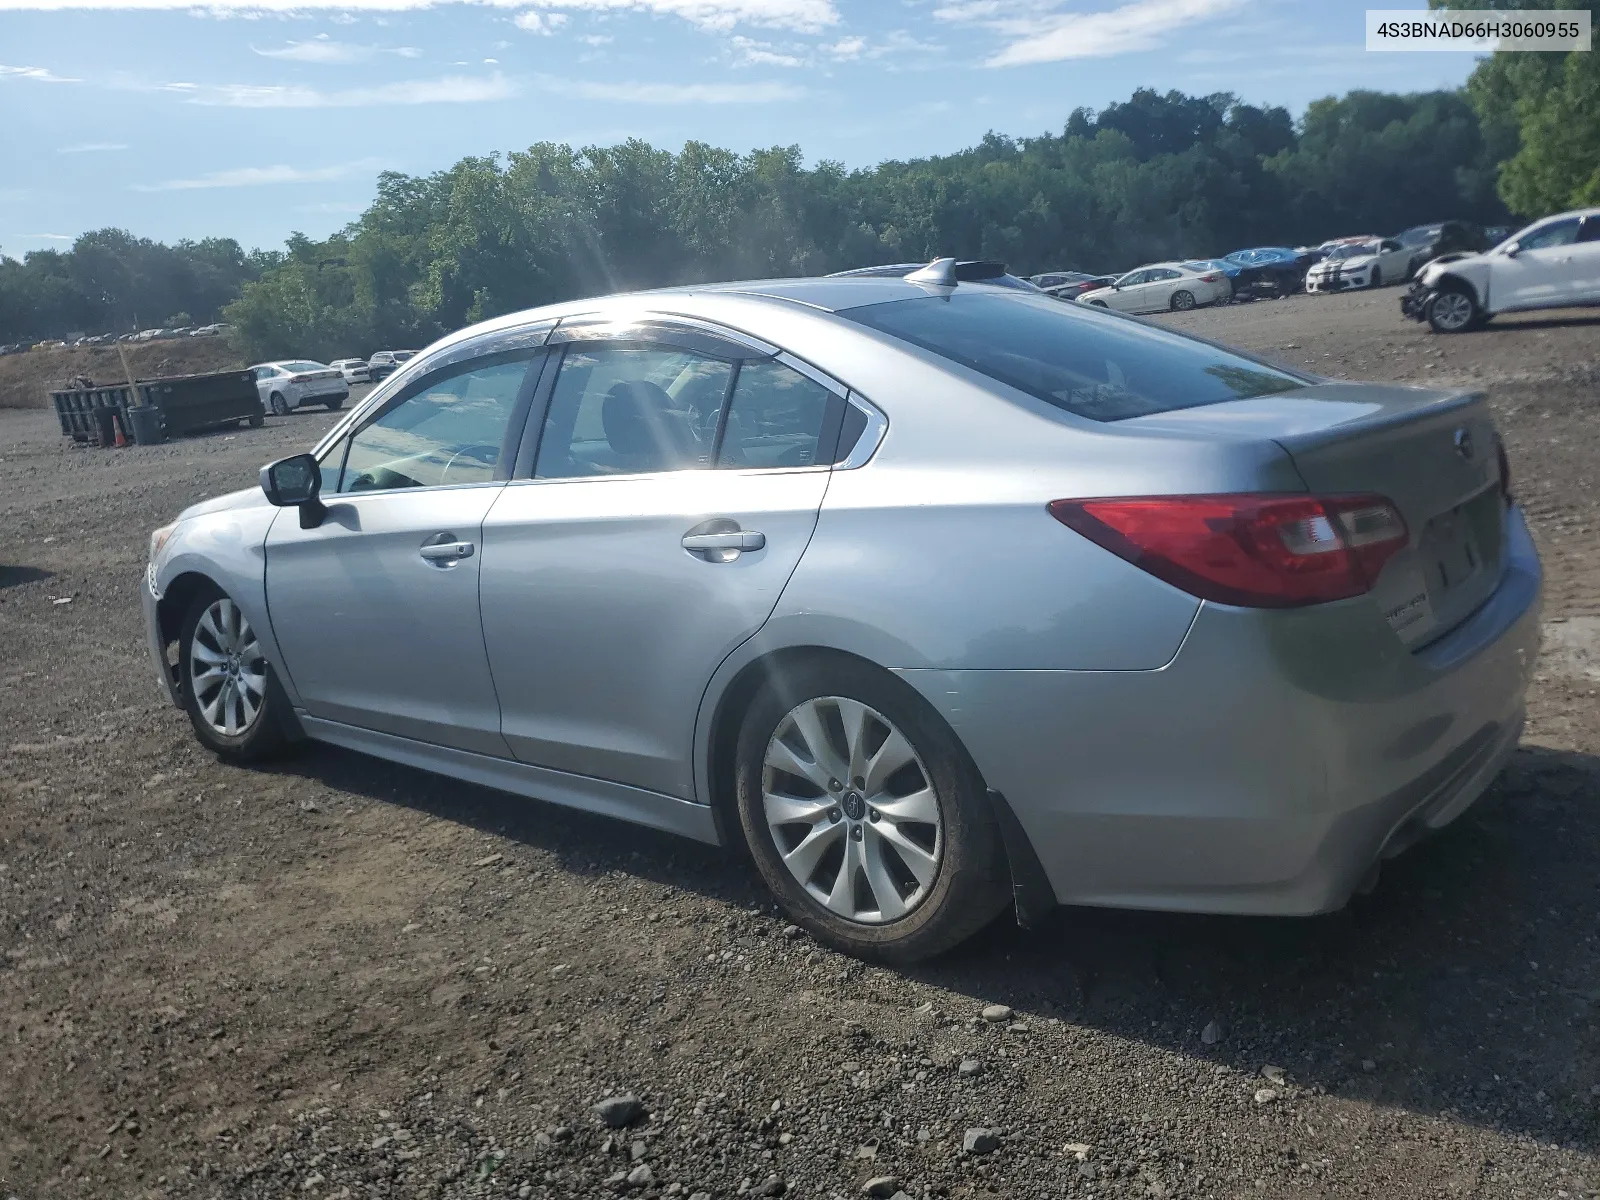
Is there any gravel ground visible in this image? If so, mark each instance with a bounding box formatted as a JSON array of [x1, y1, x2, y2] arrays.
[[2, 288, 1598, 1200]]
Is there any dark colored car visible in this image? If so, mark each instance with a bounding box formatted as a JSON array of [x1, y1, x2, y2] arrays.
[[1394, 221, 1489, 278], [1223, 247, 1319, 299], [828, 260, 1042, 292], [1040, 274, 1118, 302]]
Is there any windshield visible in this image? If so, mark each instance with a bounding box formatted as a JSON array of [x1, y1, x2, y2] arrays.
[[841, 291, 1308, 422], [1327, 242, 1378, 260], [1398, 226, 1441, 246]]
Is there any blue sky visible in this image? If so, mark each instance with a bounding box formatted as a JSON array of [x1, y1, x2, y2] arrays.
[[1, 0, 1483, 257]]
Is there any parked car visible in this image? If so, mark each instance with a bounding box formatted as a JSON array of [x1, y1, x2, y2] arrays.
[[1078, 262, 1230, 313], [143, 262, 1539, 961], [1223, 247, 1318, 298], [1030, 270, 1092, 290], [330, 358, 373, 385], [192, 323, 232, 337], [1394, 221, 1490, 278], [366, 350, 418, 381], [250, 361, 350, 415], [1402, 206, 1600, 333], [1181, 259, 1244, 300], [828, 260, 1042, 292], [1040, 274, 1117, 302], [1305, 238, 1412, 293]]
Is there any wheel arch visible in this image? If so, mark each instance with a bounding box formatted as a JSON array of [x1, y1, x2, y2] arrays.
[[1433, 271, 1482, 308], [156, 570, 222, 648], [696, 643, 1054, 925]]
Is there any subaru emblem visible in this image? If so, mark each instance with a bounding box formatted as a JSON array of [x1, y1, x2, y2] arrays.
[[1453, 428, 1475, 460]]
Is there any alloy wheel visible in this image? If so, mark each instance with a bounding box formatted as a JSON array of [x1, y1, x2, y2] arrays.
[[1431, 291, 1473, 332], [762, 696, 943, 924], [189, 597, 267, 736]]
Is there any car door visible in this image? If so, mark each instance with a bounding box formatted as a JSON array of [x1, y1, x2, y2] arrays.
[[264, 343, 550, 756], [1145, 268, 1184, 310], [1107, 270, 1149, 312], [1568, 214, 1600, 303], [478, 323, 859, 799], [1495, 216, 1583, 309], [253, 367, 276, 407]]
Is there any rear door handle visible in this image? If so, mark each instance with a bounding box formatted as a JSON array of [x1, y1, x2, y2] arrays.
[[682, 530, 765, 553], [419, 539, 475, 562]]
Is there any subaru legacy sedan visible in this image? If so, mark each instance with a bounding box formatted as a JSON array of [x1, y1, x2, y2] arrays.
[[144, 261, 1541, 963]]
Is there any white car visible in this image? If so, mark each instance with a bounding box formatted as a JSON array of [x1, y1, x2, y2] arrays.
[[330, 358, 372, 385], [1077, 262, 1230, 314], [1405, 206, 1600, 333], [251, 361, 351, 416], [1304, 238, 1411, 293]]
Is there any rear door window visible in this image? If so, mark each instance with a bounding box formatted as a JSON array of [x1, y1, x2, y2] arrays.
[[841, 290, 1308, 422]]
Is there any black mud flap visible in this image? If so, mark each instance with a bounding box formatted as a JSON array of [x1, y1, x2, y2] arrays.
[[987, 789, 1059, 929]]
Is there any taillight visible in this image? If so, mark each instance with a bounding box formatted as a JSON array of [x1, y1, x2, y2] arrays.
[[1495, 437, 1513, 506], [1200, 273, 1222, 283], [290, 374, 311, 383], [1048, 494, 1409, 609]]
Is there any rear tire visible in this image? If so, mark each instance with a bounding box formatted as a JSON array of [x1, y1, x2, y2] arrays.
[[326, 398, 344, 411], [733, 655, 1011, 964], [270, 392, 289, 416], [247, 411, 264, 428], [1427, 287, 1480, 334], [177, 586, 292, 762], [1170, 289, 1196, 311]]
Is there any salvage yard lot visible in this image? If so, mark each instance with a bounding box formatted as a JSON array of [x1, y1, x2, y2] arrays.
[[1, 287, 1598, 1200]]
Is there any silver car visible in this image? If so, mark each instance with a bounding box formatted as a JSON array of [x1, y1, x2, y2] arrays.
[[143, 262, 1542, 962]]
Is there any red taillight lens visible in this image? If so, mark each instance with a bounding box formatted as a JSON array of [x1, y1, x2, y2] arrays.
[[289, 374, 311, 383], [1200, 273, 1222, 282], [1495, 437, 1513, 505], [1048, 494, 1409, 608]]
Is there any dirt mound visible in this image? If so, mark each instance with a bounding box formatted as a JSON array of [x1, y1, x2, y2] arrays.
[[0, 338, 248, 409]]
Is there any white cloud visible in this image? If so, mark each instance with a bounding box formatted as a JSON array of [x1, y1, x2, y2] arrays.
[[58, 141, 129, 153], [577, 32, 613, 44], [513, 0, 836, 31], [0, 0, 837, 29], [935, 0, 1247, 66], [824, 34, 863, 59], [540, 74, 804, 103], [253, 37, 422, 62], [0, 63, 80, 82], [170, 72, 517, 106], [132, 158, 386, 191], [728, 34, 804, 67], [514, 9, 567, 31], [17, 232, 73, 239]]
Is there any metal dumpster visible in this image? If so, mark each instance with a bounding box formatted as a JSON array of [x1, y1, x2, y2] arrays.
[[50, 369, 262, 442]]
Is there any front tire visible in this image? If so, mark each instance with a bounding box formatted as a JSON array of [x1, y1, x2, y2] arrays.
[[1427, 287, 1480, 334], [177, 587, 291, 761], [269, 392, 289, 416], [247, 410, 264, 428], [733, 656, 1010, 964], [1089, 299, 1108, 308], [1170, 289, 1196, 311], [326, 397, 344, 411]]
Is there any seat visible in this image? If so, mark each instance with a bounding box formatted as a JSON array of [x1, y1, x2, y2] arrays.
[[601, 380, 702, 473]]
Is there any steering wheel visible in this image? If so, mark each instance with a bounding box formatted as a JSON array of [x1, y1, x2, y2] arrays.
[[438, 443, 501, 484]]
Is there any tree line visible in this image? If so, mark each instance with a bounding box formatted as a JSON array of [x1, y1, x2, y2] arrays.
[[1, 50, 1592, 359]]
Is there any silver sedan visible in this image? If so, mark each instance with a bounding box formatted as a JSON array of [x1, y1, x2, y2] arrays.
[[142, 261, 1542, 962]]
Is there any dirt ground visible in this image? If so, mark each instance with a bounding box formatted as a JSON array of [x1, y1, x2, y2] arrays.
[[0, 341, 248, 411], [1, 287, 1598, 1200]]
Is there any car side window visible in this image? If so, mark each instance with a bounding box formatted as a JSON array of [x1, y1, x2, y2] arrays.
[[337, 357, 533, 493], [1153, 268, 1181, 281], [1120, 270, 1147, 286], [1519, 219, 1581, 251], [534, 344, 733, 479], [1578, 216, 1600, 244], [1381, 241, 1401, 253], [716, 359, 834, 469]]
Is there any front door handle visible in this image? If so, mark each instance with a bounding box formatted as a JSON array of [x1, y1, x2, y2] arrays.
[[682, 531, 765, 553], [419, 538, 475, 563]]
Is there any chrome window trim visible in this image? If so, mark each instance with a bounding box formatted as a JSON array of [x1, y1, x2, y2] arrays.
[[502, 463, 830, 491], [310, 320, 557, 460], [548, 314, 779, 359], [836, 392, 888, 470]]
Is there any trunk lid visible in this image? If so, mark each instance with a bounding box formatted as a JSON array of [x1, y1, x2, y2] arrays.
[[1122, 383, 1506, 646]]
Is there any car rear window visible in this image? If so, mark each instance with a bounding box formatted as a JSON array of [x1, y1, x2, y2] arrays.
[[283, 361, 326, 372], [840, 291, 1308, 422]]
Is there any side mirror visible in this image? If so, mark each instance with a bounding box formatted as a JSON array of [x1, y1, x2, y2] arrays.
[[1503, 242, 1520, 258], [260, 452, 327, 529]]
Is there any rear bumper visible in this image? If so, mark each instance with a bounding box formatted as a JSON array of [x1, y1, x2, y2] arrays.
[[899, 506, 1543, 916]]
